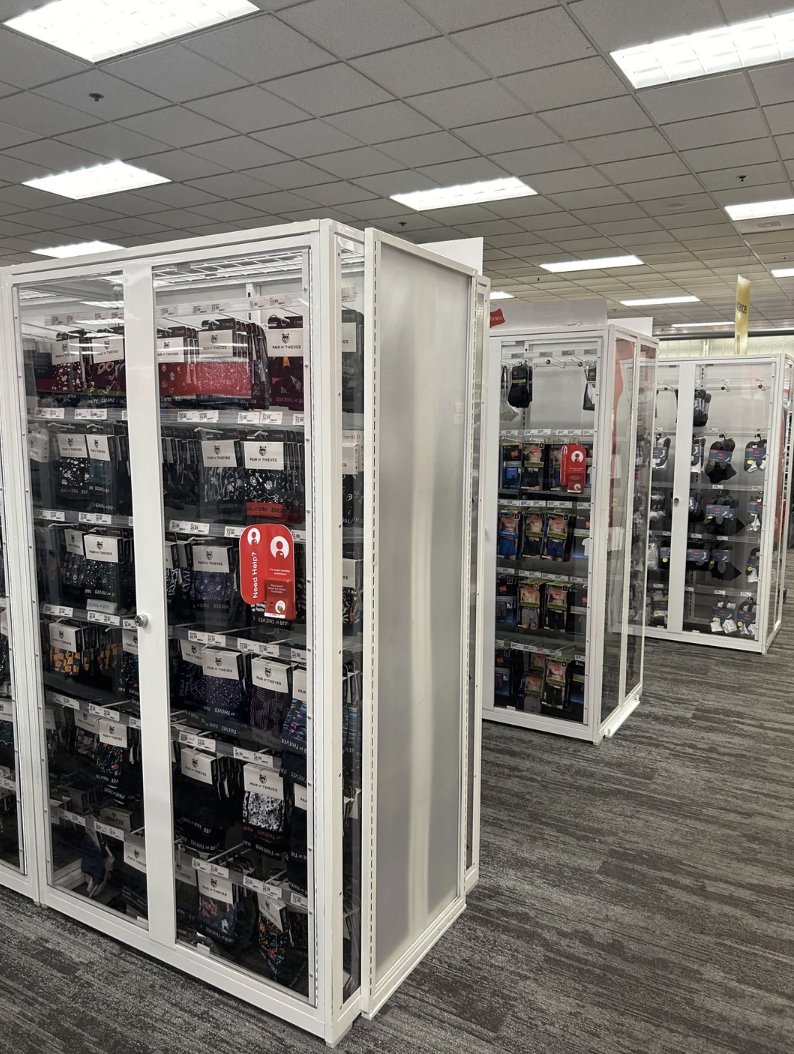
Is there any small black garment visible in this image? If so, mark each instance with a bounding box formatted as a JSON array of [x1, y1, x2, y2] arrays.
[[692, 389, 712, 427], [652, 437, 670, 469], [704, 438, 736, 484], [709, 547, 741, 581], [507, 365, 532, 408]]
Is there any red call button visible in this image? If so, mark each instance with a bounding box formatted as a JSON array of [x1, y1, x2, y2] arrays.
[[240, 523, 296, 619]]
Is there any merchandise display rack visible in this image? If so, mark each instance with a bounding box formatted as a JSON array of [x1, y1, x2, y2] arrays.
[[646, 353, 794, 652], [0, 219, 489, 1044], [483, 326, 657, 743]]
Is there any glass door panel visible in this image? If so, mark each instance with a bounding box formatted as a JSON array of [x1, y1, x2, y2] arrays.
[[774, 360, 793, 631], [153, 248, 314, 999], [18, 273, 147, 921], [683, 360, 774, 641], [496, 339, 599, 726], [647, 362, 680, 632], [0, 426, 23, 871]]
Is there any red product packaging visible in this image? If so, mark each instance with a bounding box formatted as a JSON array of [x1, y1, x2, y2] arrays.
[[240, 523, 296, 620], [560, 444, 587, 494]]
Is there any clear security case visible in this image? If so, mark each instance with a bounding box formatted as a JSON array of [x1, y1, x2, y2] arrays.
[[483, 326, 658, 743], [646, 353, 794, 652], [0, 220, 489, 1044]]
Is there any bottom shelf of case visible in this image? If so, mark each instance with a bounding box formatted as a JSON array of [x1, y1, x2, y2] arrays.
[[483, 704, 594, 740], [644, 624, 764, 651]]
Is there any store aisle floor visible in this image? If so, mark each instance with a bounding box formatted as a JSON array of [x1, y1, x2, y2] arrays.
[[1, 624, 793, 1054]]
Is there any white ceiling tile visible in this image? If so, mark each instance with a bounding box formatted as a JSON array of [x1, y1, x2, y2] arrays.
[[764, 102, 794, 137], [33, 72, 168, 121], [59, 124, 175, 161], [237, 190, 317, 212], [749, 65, 794, 107], [779, 139, 794, 163], [339, 197, 412, 220], [548, 186, 631, 209], [452, 9, 596, 76], [120, 108, 237, 149], [326, 101, 439, 144], [186, 173, 276, 198], [36, 202, 124, 224], [0, 152, 47, 186], [139, 208, 209, 229], [0, 92, 101, 137], [495, 199, 565, 222], [425, 204, 502, 224], [416, 156, 508, 184], [378, 131, 475, 167], [623, 174, 704, 200], [309, 145, 402, 178], [451, 219, 525, 237], [244, 160, 338, 189], [74, 191, 170, 216], [375, 215, 444, 234], [719, 0, 794, 18], [351, 38, 483, 95], [683, 139, 779, 172], [53, 222, 135, 241], [2, 209, 69, 230], [575, 128, 670, 164], [187, 201, 267, 222], [712, 182, 792, 208], [280, 206, 354, 223], [0, 184, 69, 209], [187, 136, 289, 169], [353, 170, 438, 196], [502, 57, 628, 112], [540, 97, 650, 140], [571, 203, 647, 223], [574, 0, 723, 52], [597, 155, 687, 182], [253, 120, 362, 157], [4, 139, 104, 172], [664, 111, 768, 150], [409, 81, 526, 128], [638, 73, 756, 125], [410, 0, 552, 32], [104, 216, 184, 238], [513, 211, 584, 230], [0, 26, 89, 88], [281, 0, 437, 59], [186, 87, 309, 133], [132, 184, 221, 208], [597, 220, 669, 236], [530, 168, 610, 194], [125, 150, 228, 182], [664, 223, 735, 240], [490, 144, 589, 177], [539, 224, 596, 241], [184, 13, 334, 81], [266, 64, 393, 118], [455, 114, 560, 154], [104, 46, 247, 104]]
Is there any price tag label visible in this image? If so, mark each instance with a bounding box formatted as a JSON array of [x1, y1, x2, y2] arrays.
[[223, 525, 244, 539], [88, 611, 120, 626], [237, 639, 269, 657], [42, 604, 74, 618], [187, 630, 227, 648], [192, 858, 229, 879], [260, 411, 283, 425], [128, 716, 141, 730], [40, 510, 65, 521], [177, 410, 219, 423], [79, 512, 112, 525], [178, 730, 216, 752], [293, 414, 305, 426], [242, 874, 269, 895], [75, 408, 108, 421], [61, 810, 87, 826], [0, 776, 16, 793], [122, 619, 136, 631], [292, 529, 306, 543], [49, 692, 80, 710], [169, 519, 211, 535], [38, 407, 66, 419], [94, 821, 124, 840], [237, 411, 261, 424], [89, 704, 119, 720], [291, 892, 309, 910]]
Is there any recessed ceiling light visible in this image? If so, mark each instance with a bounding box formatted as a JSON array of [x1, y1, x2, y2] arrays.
[[32, 241, 123, 258], [540, 255, 643, 273], [670, 321, 733, 328], [391, 177, 536, 211], [621, 296, 700, 306], [612, 11, 794, 89], [5, 0, 258, 63], [725, 198, 794, 221], [490, 291, 515, 300], [24, 160, 169, 200], [772, 267, 794, 278]]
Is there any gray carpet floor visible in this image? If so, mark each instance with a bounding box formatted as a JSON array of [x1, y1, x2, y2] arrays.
[[1, 625, 793, 1053]]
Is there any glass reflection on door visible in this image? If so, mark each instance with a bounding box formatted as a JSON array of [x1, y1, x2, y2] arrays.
[[646, 362, 680, 633]]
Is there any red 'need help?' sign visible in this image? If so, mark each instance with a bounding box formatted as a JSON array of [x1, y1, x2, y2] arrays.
[[239, 524, 296, 619]]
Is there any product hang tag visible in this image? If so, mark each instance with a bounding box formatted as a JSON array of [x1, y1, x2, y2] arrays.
[[56, 433, 89, 459], [51, 337, 80, 365], [91, 335, 124, 363], [197, 329, 242, 360], [251, 658, 290, 693], [201, 648, 242, 681], [201, 440, 238, 468], [243, 764, 284, 798], [192, 545, 231, 574], [243, 441, 285, 471], [122, 629, 138, 655], [74, 709, 100, 733], [123, 841, 147, 873], [84, 535, 120, 563], [180, 640, 204, 665], [175, 858, 198, 886], [197, 869, 234, 905], [294, 784, 309, 811], [49, 622, 79, 652], [64, 529, 85, 556], [99, 718, 128, 748], [181, 747, 214, 784], [342, 559, 359, 588], [341, 321, 358, 354], [87, 434, 111, 461], [28, 429, 50, 463], [293, 667, 307, 702], [157, 336, 187, 362], [257, 893, 286, 930], [268, 328, 304, 357]]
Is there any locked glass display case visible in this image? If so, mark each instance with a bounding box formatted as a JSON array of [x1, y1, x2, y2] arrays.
[[0, 220, 488, 1043], [483, 326, 657, 743], [646, 354, 794, 652]]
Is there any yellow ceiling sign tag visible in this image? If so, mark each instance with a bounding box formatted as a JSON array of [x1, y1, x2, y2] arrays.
[[735, 275, 750, 355]]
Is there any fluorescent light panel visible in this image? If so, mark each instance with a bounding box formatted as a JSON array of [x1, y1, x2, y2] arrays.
[[490, 291, 515, 300], [725, 198, 794, 221], [24, 160, 169, 200], [612, 11, 794, 89], [772, 267, 794, 277], [5, 0, 258, 63], [33, 241, 123, 258], [391, 177, 536, 211], [621, 295, 700, 306], [541, 255, 642, 273], [670, 321, 733, 328]]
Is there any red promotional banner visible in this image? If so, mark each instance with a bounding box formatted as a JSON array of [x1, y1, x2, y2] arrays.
[[560, 444, 587, 494], [490, 307, 506, 327], [240, 523, 296, 619]]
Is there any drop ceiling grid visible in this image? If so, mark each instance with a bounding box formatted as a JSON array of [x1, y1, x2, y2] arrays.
[[0, 0, 788, 325]]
